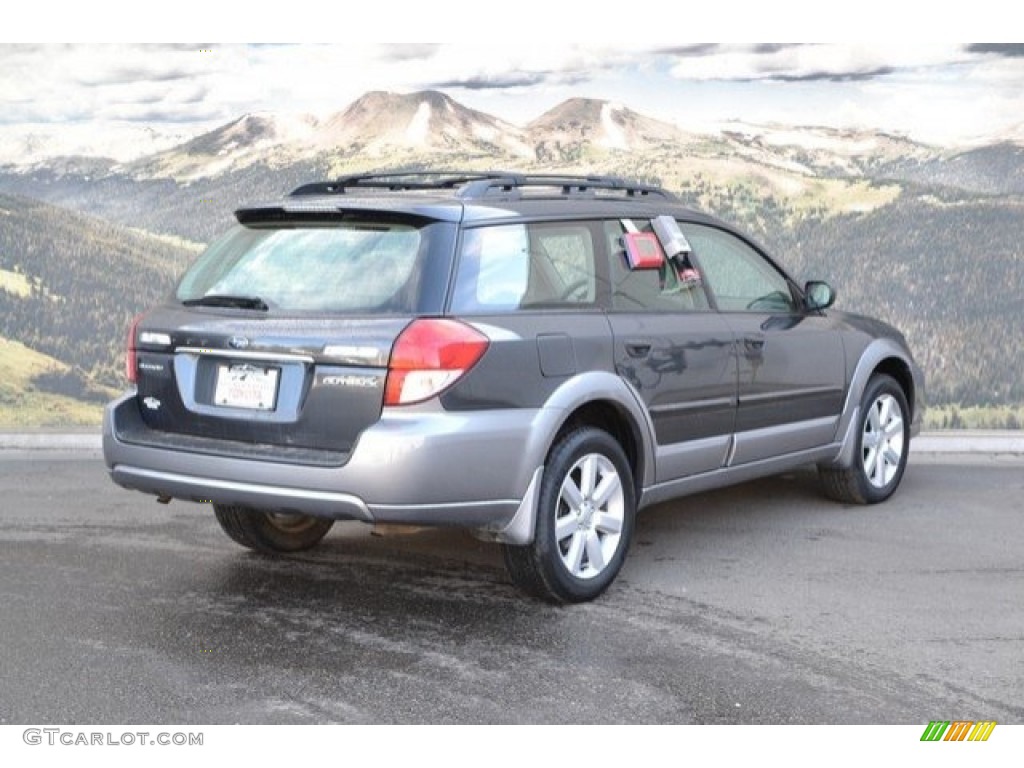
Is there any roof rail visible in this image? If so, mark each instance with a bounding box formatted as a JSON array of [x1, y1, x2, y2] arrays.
[[288, 171, 675, 201], [456, 174, 675, 201], [289, 172, 510, 197]]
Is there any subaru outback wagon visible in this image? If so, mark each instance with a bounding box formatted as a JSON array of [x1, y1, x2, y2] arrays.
[[104, 172, 924, 603]]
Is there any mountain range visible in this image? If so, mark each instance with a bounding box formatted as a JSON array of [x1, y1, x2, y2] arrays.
[[0, 88, 1021, 424]]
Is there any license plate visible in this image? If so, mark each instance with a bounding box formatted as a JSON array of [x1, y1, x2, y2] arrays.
[[214, 364, 279, 410]]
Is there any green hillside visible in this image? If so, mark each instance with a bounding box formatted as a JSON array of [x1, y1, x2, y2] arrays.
[[0, 336, 112, 426], [0, 193, 199, 396], [785, 192, 1024, 406]]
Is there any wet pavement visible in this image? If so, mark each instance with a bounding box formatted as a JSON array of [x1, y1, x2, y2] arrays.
[[1, 450, 1022, 724]]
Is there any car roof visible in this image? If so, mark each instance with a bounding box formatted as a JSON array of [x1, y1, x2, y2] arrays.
[[235, 171, 727, 229]]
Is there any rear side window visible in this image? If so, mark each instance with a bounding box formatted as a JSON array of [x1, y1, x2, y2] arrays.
[[450, 223, 599, 313], [176, 221, 428, 313]]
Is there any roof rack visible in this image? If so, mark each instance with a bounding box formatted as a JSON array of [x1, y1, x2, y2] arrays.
[[289, 172, 500, 196], [289, 172, 676, 201]]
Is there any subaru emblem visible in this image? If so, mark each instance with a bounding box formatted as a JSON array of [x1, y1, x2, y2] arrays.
[[228, 336, 249, 350]]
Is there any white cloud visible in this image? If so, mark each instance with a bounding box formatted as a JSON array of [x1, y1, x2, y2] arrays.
[[667, 44, 970, 82]]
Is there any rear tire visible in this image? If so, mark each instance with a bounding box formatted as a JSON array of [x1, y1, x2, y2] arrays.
[[213, 504, 334, 553], [820, 373, 910, 504], [502, 428, 635, 603]]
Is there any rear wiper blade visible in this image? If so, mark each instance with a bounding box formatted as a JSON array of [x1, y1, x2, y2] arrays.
[[182, 294, 269, 311]]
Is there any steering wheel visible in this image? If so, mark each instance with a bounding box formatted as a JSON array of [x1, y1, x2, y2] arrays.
[[558, 279, 590, 301], [746, 291, 793, 312]]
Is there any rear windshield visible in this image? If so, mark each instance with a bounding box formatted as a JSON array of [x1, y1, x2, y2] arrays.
[[176, 221, 428, 313]]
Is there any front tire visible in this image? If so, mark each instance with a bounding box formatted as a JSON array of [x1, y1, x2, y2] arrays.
[[502, 428, 636, 603], [213, 504, 334, 553], [820, 373, 910, 504]]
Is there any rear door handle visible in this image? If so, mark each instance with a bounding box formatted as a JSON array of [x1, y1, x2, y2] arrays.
[[744, 336, 765, 351], [625, 341, 652, 358]]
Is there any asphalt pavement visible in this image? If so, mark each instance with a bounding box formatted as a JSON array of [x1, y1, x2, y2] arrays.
[[0, 442, 1021, 724]]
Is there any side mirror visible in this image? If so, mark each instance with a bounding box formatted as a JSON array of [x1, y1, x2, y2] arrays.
[[804, 281, 836, 311]]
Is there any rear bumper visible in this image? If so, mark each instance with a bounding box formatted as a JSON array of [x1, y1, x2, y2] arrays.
[[109, 463, 377, 521], [103, 393, 547, 529]]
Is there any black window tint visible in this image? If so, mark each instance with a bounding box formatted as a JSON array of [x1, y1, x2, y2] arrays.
[[606, 220, 710, 312], [681, 223, 796, 313]]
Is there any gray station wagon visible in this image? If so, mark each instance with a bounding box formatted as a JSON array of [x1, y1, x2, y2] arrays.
[[103, 172, 924, 602]]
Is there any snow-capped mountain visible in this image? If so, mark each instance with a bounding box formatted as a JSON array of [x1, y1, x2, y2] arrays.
[[527, 97, 690, 159], [313, 90, 534, 159], [127, 112, 319, 179], [120, 91, 537, 180], [178, 112, 318, 156]]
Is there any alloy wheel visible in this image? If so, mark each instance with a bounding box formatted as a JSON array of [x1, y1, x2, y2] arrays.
[[862, 393, 905, 489], [554, 453, 625, 579]]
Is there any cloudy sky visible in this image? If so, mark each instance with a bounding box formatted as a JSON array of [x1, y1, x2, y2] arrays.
[[2, 40, 1022, 151]]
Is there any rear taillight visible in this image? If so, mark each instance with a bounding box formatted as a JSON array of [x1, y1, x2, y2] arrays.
[[125, 313, 143, 383], [384, 319, 489, 406]]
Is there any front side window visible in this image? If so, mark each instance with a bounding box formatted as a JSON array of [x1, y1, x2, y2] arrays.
[[176, 220, 427, 313], [605, 220, 710, 312], [681, 224, 796, 313], [451, 222, 598, 313]]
